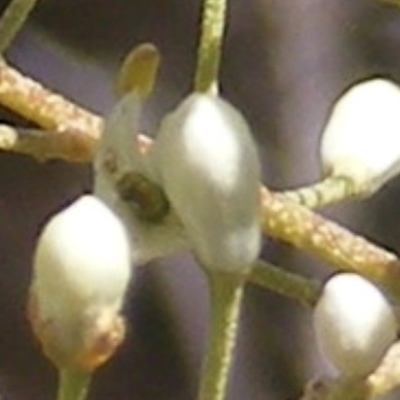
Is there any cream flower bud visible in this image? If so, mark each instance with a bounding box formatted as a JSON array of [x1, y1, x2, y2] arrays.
[[28, 195, 131, 370], [320, 79, 400, 194], [151, 93, 261, 272], [313, 273, 397, 377]]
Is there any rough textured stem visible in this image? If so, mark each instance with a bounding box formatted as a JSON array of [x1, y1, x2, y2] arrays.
[[279, 176, 359, 209], [57, 368, 91, 400], [249, 260, 321, 307], [194, 0, 227, 93], [0, 0, 39, 53], [198, 272, 244, 400], [0, 61, 152, 161], [0, 124, 96, 162], [261, 187, 400, 303], [0, 60, 102, 135]]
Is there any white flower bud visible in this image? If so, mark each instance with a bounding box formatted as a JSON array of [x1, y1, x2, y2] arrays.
[[151, 93, 261, 272], [313, 273, 397, 377], [320, 79, 400, 194], [29, 195, 132, 369]]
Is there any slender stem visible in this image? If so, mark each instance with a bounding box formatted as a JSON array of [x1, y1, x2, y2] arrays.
[[249, 260, 321, 307], [194, 0, 227, 93], [0, 124, 95, 162], [57, 368, 91, 400], [0, 0, 40, 53], [279, 176, 359, 209], [198, 272, 244, 400], [0, 61, 155, 162]]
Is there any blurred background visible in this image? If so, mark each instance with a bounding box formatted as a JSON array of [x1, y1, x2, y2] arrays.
[[1, 0, 400, 398]]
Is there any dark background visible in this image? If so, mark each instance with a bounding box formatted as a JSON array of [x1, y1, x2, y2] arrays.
[[0, 0, 400, 399]]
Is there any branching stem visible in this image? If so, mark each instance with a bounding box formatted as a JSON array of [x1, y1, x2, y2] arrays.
[[260, 187, 400, 304]]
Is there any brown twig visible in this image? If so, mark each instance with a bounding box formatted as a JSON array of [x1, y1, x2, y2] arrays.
[[0, 60, 152, 161]]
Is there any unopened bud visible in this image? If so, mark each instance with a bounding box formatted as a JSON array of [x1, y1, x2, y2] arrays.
[[28, 195, 131, 370], [151, 93, 261, 272], [313, 273, 397, 377], [320, 78, 400, 194]]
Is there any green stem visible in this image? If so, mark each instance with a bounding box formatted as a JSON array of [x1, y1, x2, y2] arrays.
[[279, 176, 358, 209], [57, 368, 92, 400], [198, 272, 245, 400], [194, 0, 227, 94], [249, 260, 321, 307], [0, 0, 40, 53]]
